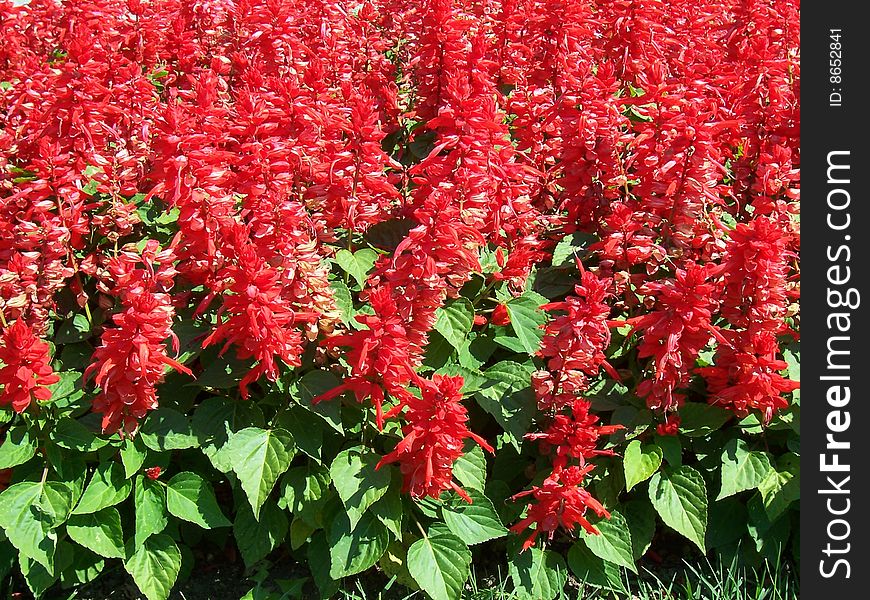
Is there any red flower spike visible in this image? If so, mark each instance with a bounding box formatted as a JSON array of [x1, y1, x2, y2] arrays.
[[491, 303, 511, 327], [376, 374, 492, 502], [0, 320, 60, 413]]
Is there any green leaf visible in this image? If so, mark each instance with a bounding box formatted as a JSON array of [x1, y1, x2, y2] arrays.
[[308, 531, 340, 598], [434, 298, 475, 350], [567, 542, 624, 592], [654, 434, 683, 467], [508, 546, 568, 600], [192, 397, 265, 473], [505, 292, 548, 355], [328, 511, 391, 579], [0, 481, 71, 569], [442, 488, 507, 545], [165, 472, 231, 529], [234, 500, 288, 567], [706, 498, 748, 549], [278, 465, 331, 528], [649, 466, 708, 552], [406, 530, 471, 600], [72, 463, 132, 515], [582, 511, 636, 573], [370, 473, 404, 540], [551, 232, 596, 267], [329, 448, 392, 529], [452, 444, 488, 491], [717, 439, 773, 500], [66, 508, 125, 559], [330, 280, 354, 324], [54, 314, 92, 344], [623, 440, 663, 492], [192, 352, 255, 389], [227, 428, 295, 519], [124, 534, 181, 600], [139, 409, 198, 451], [289, 370, 344, 434], [621, 501, 656, 560], [120, 437, 148, 479], [0, 425, 37, 469], [757, 455, 800, 521], [59, 546, 104, 589], [134, 476, 167, 547], [276, 405, 324, 463], [49, 417, 108, 453], [677, 403, 731, 437], [334, 248, 378, 288], [474, 361, 536, 449], [20, 554, 56, 599]]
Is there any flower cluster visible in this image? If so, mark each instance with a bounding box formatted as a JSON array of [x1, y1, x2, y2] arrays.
[[0, 0, 799, 558]]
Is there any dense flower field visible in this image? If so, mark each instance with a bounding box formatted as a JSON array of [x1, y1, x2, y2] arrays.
[[0, 0, 799, 598]]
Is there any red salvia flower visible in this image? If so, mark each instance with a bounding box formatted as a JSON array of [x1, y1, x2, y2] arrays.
[[377, 373, 493, 502], [0, 319, 59, 412], [510, 465, 610, 551]]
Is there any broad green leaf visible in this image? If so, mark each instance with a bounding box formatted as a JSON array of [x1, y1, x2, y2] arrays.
[[59, 546, 104, 589], [649, 466, 708, 552], [289, 370, 344, 433], [623, 440, 663, 492], [226, 428, 295, 518], [717, 439, 773, 499], [567, 542, 625, 592], [474, 361, 536, 450], [124, 534, 181, 600], [582, 511, 636, 573], [434, 298, 475, 350], [0, 482, 65, 569], [505, 292, 548, 355], [278, 465, 331, 528], [508, 546, 568, 600], [758, 455, 800, 521], [654, 434, 683, 467], [308, 531, 340, 599], [192, 397, 265, 473], [165, 472, 230, 529], [139, 409, 197, 451], [621, 501, 656, 560], [452, 444, 488, 491], [406, 530, 471, 600], [706, 498, 748, 549], [54, 314, 92, 344], [120, 437, 148, 479], [329, 448, 392, 529], [677, 403, 731, 437], [330, 280, 355, 324], [19, 555, 56, 599], [66, 508, 125, 559], [192, 352, 255, 389], [370, 473, 404, 540], [72, 463, 132, 515], [234, 500, 288, 567], [442, 488, 507, 545], [276, 405, 324, 463], [328, 511, 391, 579], [134, 476, 167, 547], [0, 425, 37, 469], [49, 417, 107, 453], [334, 248, 378, 288], [551, 232, 596, 267]]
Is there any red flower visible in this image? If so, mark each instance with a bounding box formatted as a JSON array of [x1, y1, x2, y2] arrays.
[[377, 373, 493, 502], [491, 303, 511, 326], [510, 465, 610, 551], [525, 398, 623, 469], [0, 319, 59, 412], [144, 466, 162, 480], [656, 414, 680, 437]]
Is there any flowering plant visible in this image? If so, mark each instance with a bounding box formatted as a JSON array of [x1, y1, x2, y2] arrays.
[[0, 0, 799, 598]]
